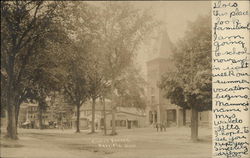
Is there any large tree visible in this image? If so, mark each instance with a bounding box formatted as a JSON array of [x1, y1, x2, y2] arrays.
[[100, 2, 158, 135], [87, 53, 109, 134], [23, 48, 64, 129], [20, 16, 68, 129], [59, 2, 103, 133], [1, 1, 64, 139], [160, 15, 212, 141], [61, 43, 90, 133]]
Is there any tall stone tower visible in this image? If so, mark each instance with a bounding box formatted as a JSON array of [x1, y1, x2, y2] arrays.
[[145, 29, 211, 128], [146, 29, 184, 127]]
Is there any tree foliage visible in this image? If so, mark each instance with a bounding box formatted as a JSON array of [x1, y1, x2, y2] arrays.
[[1, 1, 65, 139], [115, 65, 146, 109], [159, 15, 211, 141], [58, 2, 101, 133], [99, 2, 158, 135], [160, 15, 212, 112], [1, 1, 159, 137]]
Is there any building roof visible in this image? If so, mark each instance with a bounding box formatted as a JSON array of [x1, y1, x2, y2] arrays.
[[148, 29, 173, 62], [80, 99, 112, 111], [116, 107, 145, 116]]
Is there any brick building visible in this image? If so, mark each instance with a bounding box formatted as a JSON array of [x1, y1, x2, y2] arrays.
[[145, 29, 211, 127]]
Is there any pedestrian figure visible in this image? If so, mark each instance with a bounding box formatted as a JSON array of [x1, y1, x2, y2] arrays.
[[61, 123, 64, 131], [163, 122, 166, 131], [156, 123, 159, 132], [160, 123, 163, 132], [95, 122, 98, 130]]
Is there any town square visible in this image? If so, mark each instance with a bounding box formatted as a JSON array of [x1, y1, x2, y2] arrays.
[[1, 1, 212, 158]]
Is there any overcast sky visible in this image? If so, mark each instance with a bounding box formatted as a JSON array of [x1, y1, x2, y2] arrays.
[[133, 1, 210, 42], [132, 1, 211, 77]]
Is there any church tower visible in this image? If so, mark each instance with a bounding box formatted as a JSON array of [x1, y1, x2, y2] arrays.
[[146, 29, 183, 127], [146, 29, 211, 128]]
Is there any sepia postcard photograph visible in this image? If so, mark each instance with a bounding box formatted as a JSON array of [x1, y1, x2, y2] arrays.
[[0, 1, 213, 158]]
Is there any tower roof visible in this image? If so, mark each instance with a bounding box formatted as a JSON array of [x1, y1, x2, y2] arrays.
[[149, 29, 173, 61]]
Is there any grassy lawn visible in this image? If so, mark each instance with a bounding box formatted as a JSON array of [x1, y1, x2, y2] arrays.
[[0, 126, 212, 158]]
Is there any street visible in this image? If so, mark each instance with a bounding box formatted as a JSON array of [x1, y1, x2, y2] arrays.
[[1, 127, 212, 158]]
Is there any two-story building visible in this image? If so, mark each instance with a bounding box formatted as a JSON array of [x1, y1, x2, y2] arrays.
[[18, 94, 74, 129]]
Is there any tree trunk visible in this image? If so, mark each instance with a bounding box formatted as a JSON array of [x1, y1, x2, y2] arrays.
[[60, 113, 63, 130], [38, 104, 43, 130], [102, 98, 107, 136], [191, 107, 198, 142], [6, 55, 18, 139], [76, 104, 80, 133], [6, 100, 18, 139], [15, 95, 24, 129], [183, 108, 186, 126], [110, 82, 116, 135], [14, 98, 22, 135], [91, 97, 96, 133], [15, 103, 20, 129], [111, 107, 116, 135]]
